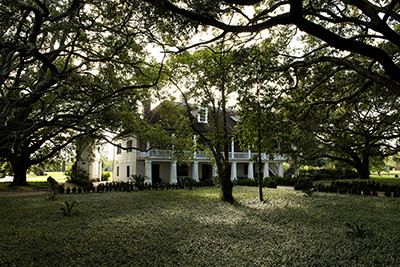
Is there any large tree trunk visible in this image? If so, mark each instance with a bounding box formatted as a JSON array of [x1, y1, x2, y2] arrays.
[[355, 155, 370, 179], [219, 161, 234, 203], [8, 157, 30, 187]]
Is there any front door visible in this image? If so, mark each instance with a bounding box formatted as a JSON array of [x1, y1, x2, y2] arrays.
[[152, 164, 161, 184], [202, 164, 212, 181]]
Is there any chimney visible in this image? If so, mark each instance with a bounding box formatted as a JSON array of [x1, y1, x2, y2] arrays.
[[142, 101, 151, 115]]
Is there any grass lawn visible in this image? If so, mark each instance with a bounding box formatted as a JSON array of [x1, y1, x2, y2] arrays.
[[1, 187, 399, 266], [28, 171, 68, 182]]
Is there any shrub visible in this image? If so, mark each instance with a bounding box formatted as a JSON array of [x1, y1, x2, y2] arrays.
[[46, 189, 58, 200], [294, 177, 313, 190], [57, 184, 65, 194], [129, 175, 147, 190], [46, 176, 59, 200], [102, 172, 111, 181], [299, 168, 358, 181], [65, 162, 93, 188], [263, 177, 277, 188], [345, 222, 372, 239], [384, 188, 392, 197], [60, 200, 80, 217]]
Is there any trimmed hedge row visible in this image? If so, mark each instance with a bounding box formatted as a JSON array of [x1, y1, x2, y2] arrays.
[[298, 169, 359, 181], [315, 180, 400, 197], [234, 176, 313, 191], [51, 177, 215, 194]]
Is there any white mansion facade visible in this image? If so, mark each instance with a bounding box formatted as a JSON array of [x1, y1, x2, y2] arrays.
[[112, 103, 287, 184]]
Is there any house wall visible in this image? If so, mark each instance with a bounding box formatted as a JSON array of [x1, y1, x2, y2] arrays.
[[111, 134, 288, 183], [136, 160, 145, 177], [77, 143, 102, 180], [113, 135, 138, 182]]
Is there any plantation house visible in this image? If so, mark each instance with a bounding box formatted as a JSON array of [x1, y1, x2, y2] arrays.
[[112, 103, 287, 184]]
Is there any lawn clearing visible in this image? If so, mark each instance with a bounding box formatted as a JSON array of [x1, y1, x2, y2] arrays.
[[28, 171, 67, 182], [0, 187, 399, 266]]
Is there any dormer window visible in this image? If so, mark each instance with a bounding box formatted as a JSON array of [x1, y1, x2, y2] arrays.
[[197, 108, 208, 123]]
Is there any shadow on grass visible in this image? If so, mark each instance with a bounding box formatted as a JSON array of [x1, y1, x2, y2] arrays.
[[0, 187, 399, 266]]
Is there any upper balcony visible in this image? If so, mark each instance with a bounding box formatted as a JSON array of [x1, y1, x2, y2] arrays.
[[137, 149, 286, 162]]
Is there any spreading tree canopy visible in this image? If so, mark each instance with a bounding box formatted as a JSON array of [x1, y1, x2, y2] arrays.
[[289, 77, 400, 179], [0, 0, 166, 186], [145, 0, 400, 96]]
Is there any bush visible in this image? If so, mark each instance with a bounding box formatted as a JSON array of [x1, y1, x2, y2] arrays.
[[299, 168, 358, 181], [102, 172, 111, 181], [263, 177, 277, 188], [66, 162, 93, 189], [294, 177, 313, 190], [46, 176, 61, 199], [129, 175, 147, 191], [60, 200, 79, 217]]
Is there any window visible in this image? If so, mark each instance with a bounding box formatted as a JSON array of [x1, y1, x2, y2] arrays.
[[117, 144, 121, 154], [127, 140, 132, 153], [127, 166, 130, 177], [117, 166, 120, 176], [197, 108, 208, 123], [177, 164, 189, 176]]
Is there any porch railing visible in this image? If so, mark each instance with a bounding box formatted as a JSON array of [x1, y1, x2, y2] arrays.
[[137, 149, 286, 161]]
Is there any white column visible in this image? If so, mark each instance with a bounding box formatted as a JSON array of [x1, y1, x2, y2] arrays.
[[192, 161, 199, 181], [170, 161, 177, 184], [231, 162, 237, 180], [248, 162, 254, 179], [231, 139, 235, 159], [193, 135, 197, 158], [278, 162, 284, 177], [212, 164, 217, 178], [146, 142, 150, 157], [264, 162, 269, 178], [145, 160, 152, 184]]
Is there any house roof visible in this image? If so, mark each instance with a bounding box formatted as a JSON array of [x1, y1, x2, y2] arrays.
[[144, 101, 238, 134]]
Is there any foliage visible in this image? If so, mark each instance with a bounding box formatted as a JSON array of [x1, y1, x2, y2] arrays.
[[166, 42, 248, 202], [65, 162, 92, 189], [1, 188, 400, 266], [102, 172, 111, 181], [345, 222, 372, 239], [289, 81, 400, 180], [46, 176, 59, 200], [128, 175, 147, 191], [60, 200, 79, 217], [0, 0, 162, 186], [149, 1, 400, 96], [294, 177, 313, 191], [299, 168, 359, 181]]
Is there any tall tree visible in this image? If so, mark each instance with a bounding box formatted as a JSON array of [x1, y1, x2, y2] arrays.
[[0, 0, 163, 186], [166, 42, 246, 203], [290, 80, 400, 179]]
